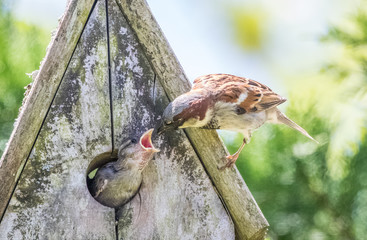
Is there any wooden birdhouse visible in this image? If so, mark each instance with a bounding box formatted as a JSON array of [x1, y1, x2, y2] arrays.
[[0, 0, 268, 239]]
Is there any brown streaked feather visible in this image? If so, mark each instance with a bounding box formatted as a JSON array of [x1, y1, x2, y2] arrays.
[[173, 94, 213, 122], [192, 74, 286, 112], [193, 74, 272, 92], [216, 82, 243, 103], [258, 97, 286, 110], [238, 86, 263, 112]]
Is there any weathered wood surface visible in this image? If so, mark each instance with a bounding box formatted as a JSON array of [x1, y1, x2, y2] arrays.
[[0, 1, 115, 239], [108, 1, 235, 239], [115, 0, 269, 239], [0, 0, 95, 218], [0, 0, 268, 239]]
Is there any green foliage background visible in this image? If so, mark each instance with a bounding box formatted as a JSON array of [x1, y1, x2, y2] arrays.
[[0, 0, 366, 239], [0, 1, 49, 157], [224, 4, 367, 240]]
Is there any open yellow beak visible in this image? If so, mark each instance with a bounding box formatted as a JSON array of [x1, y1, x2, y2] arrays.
[[139, 129, 160, 153]]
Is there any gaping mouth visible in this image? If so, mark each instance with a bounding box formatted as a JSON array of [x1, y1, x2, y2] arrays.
[[140, 129, 160, 152]]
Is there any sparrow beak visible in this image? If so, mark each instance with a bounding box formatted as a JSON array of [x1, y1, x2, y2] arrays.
[[157, 123, 170, 134], [140, 129, 160, 153], [157, 120, 181, 134]]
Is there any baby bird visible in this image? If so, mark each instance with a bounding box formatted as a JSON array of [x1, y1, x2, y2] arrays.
[[88, 129, 159, 208], [158, 74, 317, 169]]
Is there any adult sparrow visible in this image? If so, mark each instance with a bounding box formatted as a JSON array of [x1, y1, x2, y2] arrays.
[[158, 74, 317, 169], [88, 129, 159, 208]]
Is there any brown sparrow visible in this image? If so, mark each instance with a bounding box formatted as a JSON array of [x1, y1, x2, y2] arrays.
[[88, 129, 159, 208], [158, 74, 317, 169]]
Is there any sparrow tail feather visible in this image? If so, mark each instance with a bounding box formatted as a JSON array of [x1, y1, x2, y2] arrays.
[[276, 109, 318, 143]]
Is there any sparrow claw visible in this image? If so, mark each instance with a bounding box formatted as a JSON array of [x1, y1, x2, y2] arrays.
[[218, 154, 238, 170]]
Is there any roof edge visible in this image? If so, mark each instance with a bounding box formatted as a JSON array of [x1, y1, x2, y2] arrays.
[[114, 0, 269, 238], [0, 0, 96, 220]]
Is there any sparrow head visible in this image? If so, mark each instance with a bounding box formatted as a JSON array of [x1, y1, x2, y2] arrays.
[[157, 90, 210, 134], [157, 100, 185, 134], [118, 128, 160, 170]]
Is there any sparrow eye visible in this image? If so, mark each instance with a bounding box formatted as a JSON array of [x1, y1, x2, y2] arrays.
[[236, 107, 246, 115], [131, 138, 137, 144]]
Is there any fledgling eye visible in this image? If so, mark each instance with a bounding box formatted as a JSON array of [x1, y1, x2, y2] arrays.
[[165, 120, 172, 125], [131, 138, 137, 144]]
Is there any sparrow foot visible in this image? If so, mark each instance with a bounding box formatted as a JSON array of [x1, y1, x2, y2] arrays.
[[218, 154, 239, 170], [218, 139, 247, 170]]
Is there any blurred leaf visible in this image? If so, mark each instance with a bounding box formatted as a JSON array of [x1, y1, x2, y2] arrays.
[[222, 1, 367, 239], [0, 1, 49, 156], [229, 5, 267, 51]]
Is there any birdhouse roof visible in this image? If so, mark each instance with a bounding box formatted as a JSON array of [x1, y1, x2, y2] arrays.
[[0, 0, 268, 239]]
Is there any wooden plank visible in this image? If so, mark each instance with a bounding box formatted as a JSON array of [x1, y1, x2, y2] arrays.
[[0, 0, 96, 218], [0, 0, 115, 238], [114, 0, 269, 239], [108, 0, 235, 239]]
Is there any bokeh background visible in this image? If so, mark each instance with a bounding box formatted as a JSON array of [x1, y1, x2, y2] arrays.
[[1, 0, 367, 239]]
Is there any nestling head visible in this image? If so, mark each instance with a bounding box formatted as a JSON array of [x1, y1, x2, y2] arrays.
[[119, 128, 160, 170]]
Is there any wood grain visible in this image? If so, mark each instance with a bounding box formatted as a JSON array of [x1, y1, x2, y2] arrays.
[[0, 0, 269, 238], [0, 0, 95, 219], [0, 1, 115, 238], [108, 1, 235, 238], [114, 0, 269, 239]]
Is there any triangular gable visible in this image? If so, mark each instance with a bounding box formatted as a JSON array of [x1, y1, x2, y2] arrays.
[[0, 0, 268, 239]]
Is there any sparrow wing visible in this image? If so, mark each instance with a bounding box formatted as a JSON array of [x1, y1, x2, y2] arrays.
[[238, 82, 286, 112], [193, 74, 286, 113], [92, 163, 114, 198], [193, 74, 246, 90], [93, 178, 108, 198], [193, 73, 259, 90]]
